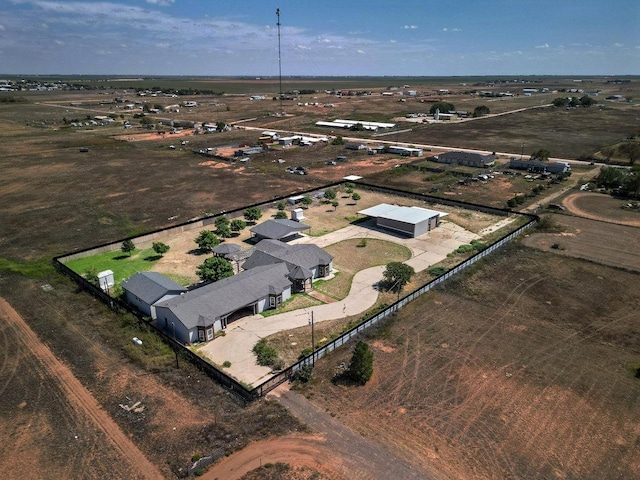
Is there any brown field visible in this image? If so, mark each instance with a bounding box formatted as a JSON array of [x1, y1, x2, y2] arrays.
[[1, 78, 639, 479], [297, 246, 640, 480]]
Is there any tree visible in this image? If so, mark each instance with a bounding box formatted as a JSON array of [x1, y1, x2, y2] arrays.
[[230, 219, 246, 234], [301, 196, 313, 208], [429, 101, 455, 114], [277, 201, 286, 211], [215, 216, 231, 238], [121, 239, 136, 256], [331, 200, 339, 211], [84, 266, 99, 286], [152, 242, 170, 257], [332, 136, 345, 145], [530, 148, 551, 162], [382, 261, 415, 293], [324, 188, 336, 200], [196, 257, 234, 283], [216, 121, 226, 131], [243, 206, 262, 223], [274, 210, 288, 219], [346, 341, 374, 385], [472, 105, 490, 117], [579, 95, 597, 107], [195, 230, 220, 253], [352, 192, 361, 203], [552, 97, 569, 108], [619, 142, 640, 165]]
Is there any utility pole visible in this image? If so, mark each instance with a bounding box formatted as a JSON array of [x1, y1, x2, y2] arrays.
[[276, 8, 284, 116], [309, 310, 315, 366], [171, 321, 179, 369]]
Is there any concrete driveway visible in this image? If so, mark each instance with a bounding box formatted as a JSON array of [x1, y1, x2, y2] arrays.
[[197, 219, 479, 386]]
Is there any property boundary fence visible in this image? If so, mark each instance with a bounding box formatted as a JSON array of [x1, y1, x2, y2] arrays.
[[53, 181, 537, 403]]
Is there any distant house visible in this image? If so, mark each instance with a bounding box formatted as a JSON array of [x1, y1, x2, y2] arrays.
[[242, 239, 333, 293], [154, 263, 292, 343], [388, 146, 423, 157], [345, 143, 367, 150], [509, 158, 570, 174], [249, 219, 310, 242], [358, 203, 446, 238], [432, 151, 495, 168], [120, 272, 187, 318]]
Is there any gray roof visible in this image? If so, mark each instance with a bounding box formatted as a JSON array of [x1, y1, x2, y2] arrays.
[[249, 219, 310, 240], [243, 239, 332, 278], [358, 204, 446, 225], [213, 243, 242, 255], [439, 151, 495, 164], [120, 271, 186, 305], [154, 263, 291, 329]]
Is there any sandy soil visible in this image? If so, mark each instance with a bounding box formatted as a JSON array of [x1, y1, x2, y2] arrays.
[[0, 297, 163, 480]]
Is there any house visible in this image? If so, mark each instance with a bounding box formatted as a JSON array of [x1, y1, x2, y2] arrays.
[[120, 272, 187, 318], [345, 143, 367, 150], [432, 151, 495, 168], [154, 263, 292, 343], [249, 219, 310, 242], [358, 203, 446, 238], [242, 239, 333, 293], [509, 158, 570, 174], [388, 146, 423, 157]]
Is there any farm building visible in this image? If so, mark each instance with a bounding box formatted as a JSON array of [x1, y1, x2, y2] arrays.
[[249, 219, 310, 242], [120, 272, 187, 318], [509, 158, 571, 174], [388, 146, 423, 157], [358, 203, 446, 238], [315, 119, 396, 131], [432, 151, 495, 168]]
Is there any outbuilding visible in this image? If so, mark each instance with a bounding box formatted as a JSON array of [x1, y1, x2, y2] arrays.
[[358, 203, 446, 238]]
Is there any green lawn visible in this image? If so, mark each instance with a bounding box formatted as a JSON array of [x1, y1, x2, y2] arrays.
[[64, 248, 160, 283]]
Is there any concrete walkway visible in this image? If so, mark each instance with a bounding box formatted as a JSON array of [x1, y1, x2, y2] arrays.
[[197, 219, 480, 386]]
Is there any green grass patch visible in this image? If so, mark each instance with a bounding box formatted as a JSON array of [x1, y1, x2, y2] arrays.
[[0, 257, 55, 278], [261, 293, 323, 317], [64, 247, 160, 283]]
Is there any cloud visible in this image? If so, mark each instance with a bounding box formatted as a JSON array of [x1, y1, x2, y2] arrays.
[[146, 0, 174, 5], [0, 24, 5, 31], [402, 25, 417, 30], [442, 27, 461, 32], [535, 43, 550, 49], [356, 49, 365, 54], [614, 42, 624, 47]]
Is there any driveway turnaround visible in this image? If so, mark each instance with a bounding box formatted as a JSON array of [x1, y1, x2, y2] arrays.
[[197, 219, 480, 386]]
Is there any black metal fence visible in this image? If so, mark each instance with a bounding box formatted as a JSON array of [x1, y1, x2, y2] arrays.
[[53, 181, 536, 403]]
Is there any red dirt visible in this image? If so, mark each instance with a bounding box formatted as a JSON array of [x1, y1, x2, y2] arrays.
[[0, 296, 164, 480]]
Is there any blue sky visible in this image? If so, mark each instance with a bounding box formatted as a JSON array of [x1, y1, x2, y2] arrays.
[[1, 0, 638, 76]]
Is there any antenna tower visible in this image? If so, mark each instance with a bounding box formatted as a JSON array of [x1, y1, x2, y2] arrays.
[[276, 8, 283, 115]]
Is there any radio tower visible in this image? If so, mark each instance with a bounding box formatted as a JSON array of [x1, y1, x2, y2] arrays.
[[276, 8, 283, 116]]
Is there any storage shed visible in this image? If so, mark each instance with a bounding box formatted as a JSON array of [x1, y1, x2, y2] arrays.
[[358, 203, 446, 238]]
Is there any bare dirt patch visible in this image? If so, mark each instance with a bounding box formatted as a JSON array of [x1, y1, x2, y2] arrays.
[[562, 191, 640, 227], [298, 246, 640, 480], [522, 214, 640, 271]]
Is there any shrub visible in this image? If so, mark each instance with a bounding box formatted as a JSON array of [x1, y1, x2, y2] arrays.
[[292, 364, 314, 383], [222, 361, 231, 368], [346, 341, 374, 385], [357, 238, 367, 248], [428, 266, 447, 276], [253, 338, 279, 366]]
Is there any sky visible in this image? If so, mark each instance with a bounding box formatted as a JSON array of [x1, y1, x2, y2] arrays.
[[1, 0, 639, 76]]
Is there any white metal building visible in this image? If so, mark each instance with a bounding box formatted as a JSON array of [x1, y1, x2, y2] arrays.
[[358, 203, 446, 238]]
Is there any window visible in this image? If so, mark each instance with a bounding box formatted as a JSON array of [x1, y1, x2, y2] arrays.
[[206, 328, 214, 341], [198, 329, 205, 342], [269, 295, 282, 308]]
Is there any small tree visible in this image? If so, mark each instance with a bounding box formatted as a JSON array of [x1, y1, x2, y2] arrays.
[[274, 210, 288, 219], [429, 101, 455, 114], [346, 341, 374, 385], [352, 192, 361, 203], [331, 200, 339, 211], [277, 201, 286, 211], [85, 266, 99, 286], [473, 105, 490, 117], [243, 206, 262, 223], [152, 242, 170, 257], [324, 188, 336, 201], [230, 219, 246, 234], [530, 148, 551, 162], [196, 257, 234, 283], [301, 196, 313, 208], [382, 262, 415, 292], [121, 239, 136, 256], [215, 216, 231, 238], [195, 230, 220, 253], [332, 136, 345, 145]]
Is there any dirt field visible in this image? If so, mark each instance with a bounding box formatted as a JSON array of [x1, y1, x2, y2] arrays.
[[296, 246, 640, 480], [562, 191, 640, 227], [522, 214, 640, 272], [2, 80, 639, 479]]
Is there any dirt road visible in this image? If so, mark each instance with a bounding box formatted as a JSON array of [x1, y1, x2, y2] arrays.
[[205, 383, 436, 480], [0, 297, 164, 480]]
